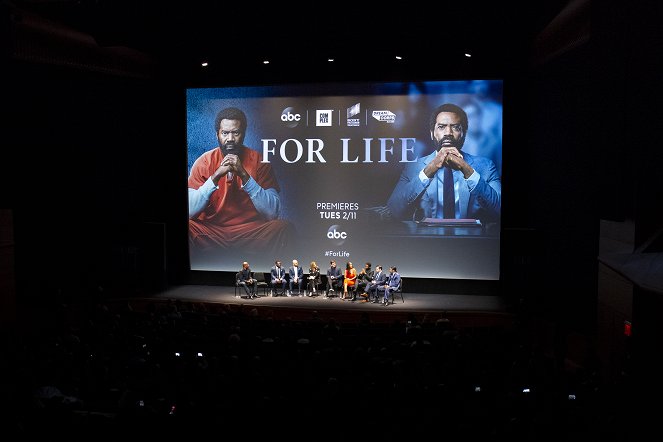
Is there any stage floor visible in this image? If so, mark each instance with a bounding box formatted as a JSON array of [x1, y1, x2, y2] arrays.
[[149, 284, 514, 327]]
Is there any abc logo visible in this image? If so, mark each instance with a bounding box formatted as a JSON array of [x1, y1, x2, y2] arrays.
[[281, 107, 301, 128], [327, 224, 347, 245]]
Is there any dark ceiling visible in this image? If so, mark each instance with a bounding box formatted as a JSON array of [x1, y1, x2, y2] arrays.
[[7, 0, 573, 82]]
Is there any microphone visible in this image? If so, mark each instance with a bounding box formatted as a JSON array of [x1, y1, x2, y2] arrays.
[[224, 142, 237, 184]]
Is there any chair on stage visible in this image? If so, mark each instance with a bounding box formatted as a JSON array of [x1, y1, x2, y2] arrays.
[[389, 278, 404, 304], [321, 274, 331, 298], [234, 272, 248, 298], [306, 272, 322, 296], [254, 272, 269, 296], [322, 274, 341, 298], [235, 271, 261, 299], [342, 275, 358, 301], [270, 273, 287, 297]]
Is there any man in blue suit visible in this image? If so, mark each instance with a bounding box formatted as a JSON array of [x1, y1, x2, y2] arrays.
[[288, 259, 304, 296], [378, 266, 401, 306], [387, 103, 501, 224], [365, 265, 389, 303]]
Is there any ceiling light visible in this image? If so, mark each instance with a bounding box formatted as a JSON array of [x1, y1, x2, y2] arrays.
[[395, 55, 402, 60], [464, 53, 472, 58], [263, 60, 270, 64]]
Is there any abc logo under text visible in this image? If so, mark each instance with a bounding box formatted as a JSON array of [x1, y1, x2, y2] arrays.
[[281, 107, 301, 128], [326, 225, 347, 245]]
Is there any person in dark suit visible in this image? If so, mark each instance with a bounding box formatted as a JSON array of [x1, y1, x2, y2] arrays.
[[386, 103, 501, 224], [270, 259, 287, 296], [238, 261, 258, 299], [377, 266, 401, 306], [365, 265, 388, 303], [325, 260, 343, 297], [356, 262, 374, 301], [289, 259, 304, 296]]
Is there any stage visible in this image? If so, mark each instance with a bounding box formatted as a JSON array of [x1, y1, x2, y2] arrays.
[[148, 284, 515, 328]]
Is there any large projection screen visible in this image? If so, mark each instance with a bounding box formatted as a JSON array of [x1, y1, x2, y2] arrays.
[[187, 80, 502, 279]]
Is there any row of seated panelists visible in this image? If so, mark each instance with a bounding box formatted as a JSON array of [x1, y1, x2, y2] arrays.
[[234, 273, 402, 302], [277, 274, 323, 295], [367, 277, 404, 304], [269, 273, 330, 296]]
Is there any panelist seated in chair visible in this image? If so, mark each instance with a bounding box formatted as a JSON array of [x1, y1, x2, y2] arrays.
[[377, 266, 401, 306], [365, 265, 388, 303], [306, 261, 321, 296], [325, 260, 343, 296], [238, 261, 258, 299], [288, 259, 304, 296], [356, 262, 374, 299], [270, 259, 287, 296], [342, 261, 358, 301]]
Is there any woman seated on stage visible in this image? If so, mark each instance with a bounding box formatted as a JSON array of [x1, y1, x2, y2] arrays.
[[342, 261, 357, 300], [307, 261, 321, 296]]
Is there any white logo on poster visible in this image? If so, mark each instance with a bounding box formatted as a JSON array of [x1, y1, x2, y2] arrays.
[[327, 224, 347, 245], [280, 107, 301, 128], [347, 103, 360, 127], [316, 110, 333, 126], [372, 110, 396, 123]]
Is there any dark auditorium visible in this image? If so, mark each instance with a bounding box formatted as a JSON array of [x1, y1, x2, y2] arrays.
[[1, 1, 661, 440]]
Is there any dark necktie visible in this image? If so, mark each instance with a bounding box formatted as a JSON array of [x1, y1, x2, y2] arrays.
[[443, 166, 455, 219]]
